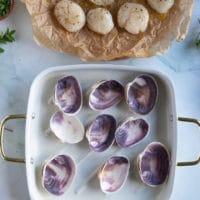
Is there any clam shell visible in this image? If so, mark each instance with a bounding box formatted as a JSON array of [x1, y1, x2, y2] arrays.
[[86, 114, 116, 152], [126, 74, 158, 115], [42, 154, 76, 195], [115, 117, 149, 148], [99, 156, 130, 193], [55, 76, 82, 115], [89, 80, 124, 110], [50, 111, 84, 144], [138, 142, 170, 186]]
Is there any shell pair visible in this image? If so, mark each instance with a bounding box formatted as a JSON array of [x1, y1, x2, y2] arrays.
[[89, 74, 158, 115], [99, 142, 170, 193], [50, 76, 84, 144], [86, 115, 149, 152]]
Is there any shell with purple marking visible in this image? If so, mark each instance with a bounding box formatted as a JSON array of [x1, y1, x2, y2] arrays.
[[50, 111, 84, 144], [98, 156, 130, 193], [86, 114, 116, 152], [55, 76, 82, 115], [115, 117, 149, 148], [89, 80, 124, 110], [125, 74, 158, 115], [42, 154, 76, 195], [138, 142, 170, 186]]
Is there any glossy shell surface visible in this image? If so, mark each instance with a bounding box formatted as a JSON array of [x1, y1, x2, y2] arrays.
[[138, 142, 170, 186], [99, 156, 130, 193], [42, 154, 76, 195], [89, 80, 124, 110], [86, 114, 116, 152], [55, 76, 82, 115], [126, 74, 158, 115], [50, 111, 84, 144], [115, 117, 149, 148]]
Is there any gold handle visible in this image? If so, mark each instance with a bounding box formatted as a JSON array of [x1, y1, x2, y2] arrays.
[[0, 114, 26, 163], [177, 117, 200, 166]]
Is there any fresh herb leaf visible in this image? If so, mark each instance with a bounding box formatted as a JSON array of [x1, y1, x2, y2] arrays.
[[195, 18, 200, 48], [0, 0, 11, 18], [0, 47, 4, 53], [195, 33, 200, 48], [0, 28, 16, 53]]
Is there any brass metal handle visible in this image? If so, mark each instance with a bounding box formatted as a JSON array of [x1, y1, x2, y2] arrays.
[[1, 115, 199, 166], [177, 117, 200, 166], [0, 114, 26, 163]]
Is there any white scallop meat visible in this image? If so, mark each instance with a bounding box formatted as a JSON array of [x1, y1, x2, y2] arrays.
[[118, 3, 149, 34], [54, 0, 86, 32], [89, 0, 114, 6], [87, 8, 114, 35], [147, 0, 174, 14]]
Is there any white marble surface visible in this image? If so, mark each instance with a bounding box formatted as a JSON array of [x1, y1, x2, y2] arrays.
[[0, 1, 200, 200]]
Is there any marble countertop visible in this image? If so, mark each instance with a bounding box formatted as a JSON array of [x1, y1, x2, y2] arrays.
[[0, 1, 200, 200]]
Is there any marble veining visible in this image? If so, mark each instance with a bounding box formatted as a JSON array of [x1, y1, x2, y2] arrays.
[[0, 1, 200, 200]]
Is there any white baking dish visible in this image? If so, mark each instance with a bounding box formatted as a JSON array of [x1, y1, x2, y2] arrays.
[[1, 64, 200, 200]]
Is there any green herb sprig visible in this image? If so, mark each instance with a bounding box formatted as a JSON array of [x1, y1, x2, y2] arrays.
[[195, 18, 200, 48], [0, 0, 12, 18], [0, 28, 16, 53]]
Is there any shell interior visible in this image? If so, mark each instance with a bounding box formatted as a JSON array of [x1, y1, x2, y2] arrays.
[[115, 117, 149, 148], [89, 80, 124, 110], [138, 142, 170, 186], [55, 76, 82, 115], [42, 154, 76, 195], [126, 74, 158, 115], [99, 156, 130, 193], [50, 111, 84, 144], [86, 114, 116, 152]]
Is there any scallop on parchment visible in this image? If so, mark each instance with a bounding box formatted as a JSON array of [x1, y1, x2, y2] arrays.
[[22, 0, 193, 61]]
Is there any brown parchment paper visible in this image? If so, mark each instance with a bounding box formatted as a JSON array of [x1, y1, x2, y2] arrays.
[[21, 0, 194, 61]]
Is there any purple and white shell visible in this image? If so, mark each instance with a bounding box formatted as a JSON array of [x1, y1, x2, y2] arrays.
[[42, 154, 76, 195], [138, 142, 170, 187], [86, 114, 116, 152], [126, 74, 158, 115], [115, 117, 149, 148], [55, 76, 82, 115], [89, 80, 124, 110], [99, 156, 130, 193], [50, 111, 84, 144]]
